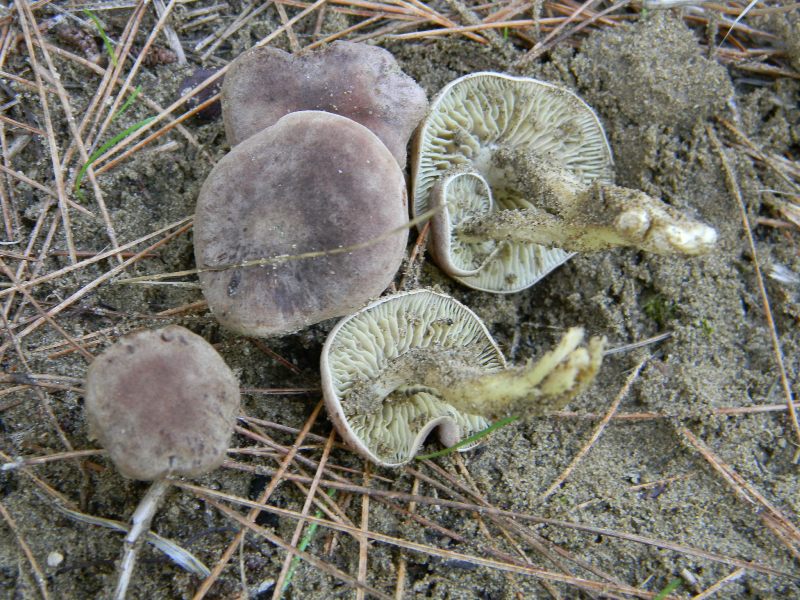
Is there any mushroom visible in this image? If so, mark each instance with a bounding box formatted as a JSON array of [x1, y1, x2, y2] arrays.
[[84, 325, 240, 599], [221, 41, 428, 168], [194, 110, 408, 337], [321, 289, 604, 466], [412, 72, 717, 293]]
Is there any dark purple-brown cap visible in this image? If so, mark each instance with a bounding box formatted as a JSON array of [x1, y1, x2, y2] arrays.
[[194, 110, 408, 337], [84, 326, 240, 481], [221, 41, 428, 168]]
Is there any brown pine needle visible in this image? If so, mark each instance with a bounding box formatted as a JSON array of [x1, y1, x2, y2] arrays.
[[273, 429, 337, 597], [679, 427, 800, 559], [691, 568, 745, 600], [0, 500, 50, 600], [0, 216, 192, 299], [186, 481, 780, 597], [540, 357, 647, 501], [206, 497, 395, 600], [191, 400, 326, 600], [14, 2, 77, 263], [0, 220, 193, 355], [707, 125, 800, 461], [179, 475, 794, 579]]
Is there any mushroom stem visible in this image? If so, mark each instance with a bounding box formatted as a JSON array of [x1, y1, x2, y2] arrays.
[[345, 328, 605, 422], [114, 479, 171, 600], [458, 147, 717, 256], [439, 328, 605, 419]]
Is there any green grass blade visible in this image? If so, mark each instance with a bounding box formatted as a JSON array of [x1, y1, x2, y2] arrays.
[[83, 10, 118, 67], [74, 116, 155, 200], [653, 578, 681, 600], [113, 86, 142, 121], [415, 415, 520, 461], [281, 489, 336, 595]]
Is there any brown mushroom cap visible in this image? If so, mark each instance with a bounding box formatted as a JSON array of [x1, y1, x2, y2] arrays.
[[221, 41, 428, 168], [84, 326, 240, 481], [194, 110, 408, 337]]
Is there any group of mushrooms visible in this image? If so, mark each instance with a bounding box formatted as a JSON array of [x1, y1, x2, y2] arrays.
[[83, 41, 716, 596]]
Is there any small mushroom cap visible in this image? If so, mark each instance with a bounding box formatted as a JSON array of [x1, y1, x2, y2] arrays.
[[412, 72, 614, 293], [84, 326, 240, 481], [194, 110, 408, 337], [221, 41, 428, 169], [321, 289, 506, 467], [430, 170, 505, 279]]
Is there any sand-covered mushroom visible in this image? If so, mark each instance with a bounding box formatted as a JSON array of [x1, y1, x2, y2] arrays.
[[85, 325, 240, 480], [194, 110, 408, 337], [321, 289, 604, 466], [412, 72, 717, 293], [84, 325, 239, 599], [222, 41, 428, 168]]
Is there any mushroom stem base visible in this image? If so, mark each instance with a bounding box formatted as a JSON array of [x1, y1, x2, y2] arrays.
[[343, 329, 603, 422], [440, 328, 605, 420], [467, 148, 717, 256]]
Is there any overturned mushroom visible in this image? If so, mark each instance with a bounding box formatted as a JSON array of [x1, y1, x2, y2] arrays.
[[222, 41, 428, 168], [84, 325, 239, 598], [413, 73, 717, 293], [321, 289, 604, 466], [194, 110, 408, 337]]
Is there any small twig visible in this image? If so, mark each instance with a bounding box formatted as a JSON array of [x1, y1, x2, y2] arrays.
[[356, 461, 371, 600], [2, 449, 105, 471], [603, 332, 672, 356], [152, 0, 187, 64], [393, 475, 419, 599], [275, 2, 302, 53], [249, 339, 302, 375]]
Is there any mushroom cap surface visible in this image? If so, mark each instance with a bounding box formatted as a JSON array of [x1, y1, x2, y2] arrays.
[[84, 325, 240, 481], [321, 289, 506, 467], [221, 41, 428, 169], [412, 72, 614, 293], [194, 110, 408, 337]]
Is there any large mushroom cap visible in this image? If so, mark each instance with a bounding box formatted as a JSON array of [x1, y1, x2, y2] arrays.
[[84, 325, 240, 481], [321, 289, 506, 467], [194, 110, 408, 337], [222, 41, 428, 168], [412, 72, 614, 293]]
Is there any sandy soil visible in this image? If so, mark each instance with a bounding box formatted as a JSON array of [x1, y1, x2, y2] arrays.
[[0, 4, 798, 599]]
